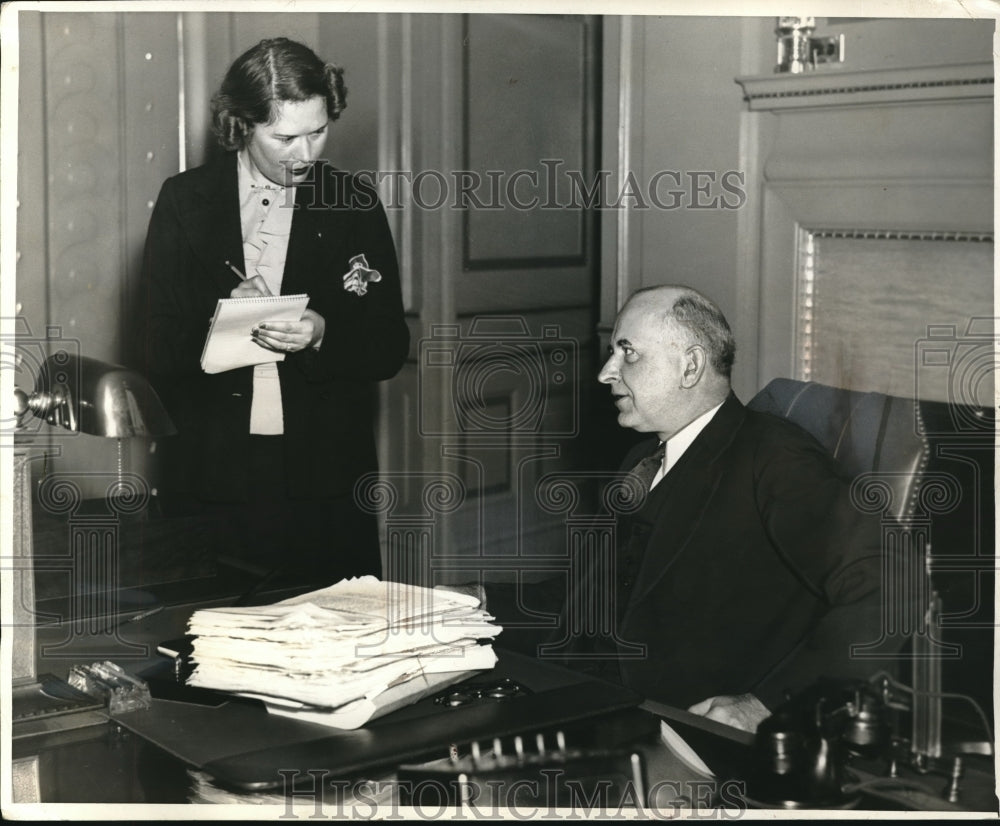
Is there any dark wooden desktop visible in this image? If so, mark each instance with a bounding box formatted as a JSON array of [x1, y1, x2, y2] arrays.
[[12, 588, 997, 814], [10, 472, 995, 813]]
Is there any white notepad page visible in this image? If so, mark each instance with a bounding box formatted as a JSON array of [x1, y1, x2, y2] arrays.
[[200, 293, 309, 374]]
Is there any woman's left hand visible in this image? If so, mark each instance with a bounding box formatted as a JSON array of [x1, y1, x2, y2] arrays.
[[252, 309, 326, 353]]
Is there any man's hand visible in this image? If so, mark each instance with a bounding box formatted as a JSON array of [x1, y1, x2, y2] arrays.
[[687, 693, 770, 733]]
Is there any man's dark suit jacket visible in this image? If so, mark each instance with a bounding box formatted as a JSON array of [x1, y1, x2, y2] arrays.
[[140, 152, 409, 503], [494, 393, 890, 711]]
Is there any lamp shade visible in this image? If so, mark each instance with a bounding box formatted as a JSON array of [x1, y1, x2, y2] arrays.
[[31, 354, 176, 438]]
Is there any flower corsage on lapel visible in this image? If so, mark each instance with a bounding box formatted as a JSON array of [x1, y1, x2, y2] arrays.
[[342, 254, 382, 297]]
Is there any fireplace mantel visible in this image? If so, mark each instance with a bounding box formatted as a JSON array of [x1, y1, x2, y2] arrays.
[[741, 59, 993, 390], [735, 61, 993, 111]]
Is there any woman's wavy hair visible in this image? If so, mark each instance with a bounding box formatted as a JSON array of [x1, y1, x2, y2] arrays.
[[210, 37, 347, 151]]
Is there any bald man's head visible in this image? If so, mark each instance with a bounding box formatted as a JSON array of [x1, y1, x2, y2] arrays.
[[598, 285, 734, 440], [629, 286, 736, 379]]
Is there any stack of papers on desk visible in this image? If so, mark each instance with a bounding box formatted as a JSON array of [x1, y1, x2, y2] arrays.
[[185, 576, 501, 729]]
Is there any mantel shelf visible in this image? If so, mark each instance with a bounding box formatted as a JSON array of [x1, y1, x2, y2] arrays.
[[736, 62, 993, 111]]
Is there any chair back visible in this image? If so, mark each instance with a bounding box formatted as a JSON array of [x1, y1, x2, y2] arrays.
[[747, 378, 929, 522]]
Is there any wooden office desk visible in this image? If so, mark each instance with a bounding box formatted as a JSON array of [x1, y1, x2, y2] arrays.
[[13, 686, 995, 813], [11, 598, 997, 814]]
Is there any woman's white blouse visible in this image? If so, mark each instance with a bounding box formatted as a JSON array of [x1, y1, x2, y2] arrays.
[[237, 149, 296, 435]]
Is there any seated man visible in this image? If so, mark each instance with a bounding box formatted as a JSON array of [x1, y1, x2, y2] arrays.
[[489, 285, 892, 733]]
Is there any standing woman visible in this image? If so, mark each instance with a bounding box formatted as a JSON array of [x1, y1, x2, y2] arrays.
[[141, 38, 408, 588]]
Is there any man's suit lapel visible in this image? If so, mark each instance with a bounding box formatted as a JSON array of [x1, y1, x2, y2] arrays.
[[178, 153, 245, 293], [625, 394, 747, 610]]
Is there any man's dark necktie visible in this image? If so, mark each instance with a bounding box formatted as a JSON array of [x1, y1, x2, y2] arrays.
[[628, 442, 665, 493]]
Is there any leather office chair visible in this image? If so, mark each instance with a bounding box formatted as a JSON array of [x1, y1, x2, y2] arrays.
[[747, 378, 929, 522], [747, 378, 993, 759]]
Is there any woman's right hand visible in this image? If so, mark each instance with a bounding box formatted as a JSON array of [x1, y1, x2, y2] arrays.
[[230, 275, 272, 299]]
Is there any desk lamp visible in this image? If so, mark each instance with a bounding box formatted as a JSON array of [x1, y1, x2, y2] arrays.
[[11, 353, 175, 734]]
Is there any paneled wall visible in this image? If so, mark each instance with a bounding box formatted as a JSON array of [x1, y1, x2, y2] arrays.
[[600, 16, 995, 401], [16, 12, 181, 496], [600, 16, 775, 402], [373, 14, 605, 577]]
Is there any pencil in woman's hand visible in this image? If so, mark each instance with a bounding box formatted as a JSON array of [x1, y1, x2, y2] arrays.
[[225, 260, 247, 280]]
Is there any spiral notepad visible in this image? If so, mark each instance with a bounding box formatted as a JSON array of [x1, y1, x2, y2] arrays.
[[200, 294, 309, 374]]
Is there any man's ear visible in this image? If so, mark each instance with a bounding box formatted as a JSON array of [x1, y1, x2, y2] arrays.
[[680, 345, 707, 388]]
